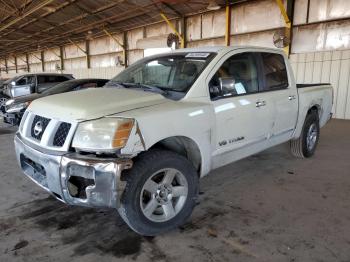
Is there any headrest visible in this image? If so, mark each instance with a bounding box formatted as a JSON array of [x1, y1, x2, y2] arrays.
[[183, 63, 197, 76]]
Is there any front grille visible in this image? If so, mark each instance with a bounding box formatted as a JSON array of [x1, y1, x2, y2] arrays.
[[53, 122, 71, 147], [22, 112, 75, 150], [30, 115, 50, 141]]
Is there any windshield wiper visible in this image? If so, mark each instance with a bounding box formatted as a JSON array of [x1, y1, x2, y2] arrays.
[[123, 82, 169, 95], [107, 81, 169, 96], [135, 83, 168, 94]]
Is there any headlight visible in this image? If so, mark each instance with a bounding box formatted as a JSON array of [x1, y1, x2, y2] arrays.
[[72, 117, 134, 152], [6, 102, 29, 113], [5, 99, 14, 106]]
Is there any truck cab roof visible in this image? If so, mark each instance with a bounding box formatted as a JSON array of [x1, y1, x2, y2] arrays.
[[171, 45, 285, 55]]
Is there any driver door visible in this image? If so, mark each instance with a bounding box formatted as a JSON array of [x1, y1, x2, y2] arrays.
[[210, 52, 275, 168], [13, 76, 35, 97]]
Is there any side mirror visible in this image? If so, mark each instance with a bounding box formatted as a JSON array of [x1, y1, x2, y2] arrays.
[[219, 77, 236, 96]]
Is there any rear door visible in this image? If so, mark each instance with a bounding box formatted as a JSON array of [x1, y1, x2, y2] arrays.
[[210, 51, 275, 161], [259, 52, 298, 139], [37, 75, 66, 93]]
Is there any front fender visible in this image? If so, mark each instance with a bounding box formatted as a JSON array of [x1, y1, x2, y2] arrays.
[[117, 100, 215, 177]]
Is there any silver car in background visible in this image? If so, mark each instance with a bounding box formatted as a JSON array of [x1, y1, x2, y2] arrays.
[[2, 73, 74, 99]]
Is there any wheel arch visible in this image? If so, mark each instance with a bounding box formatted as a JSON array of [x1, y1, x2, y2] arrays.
[[148, 136, 202, 176], [293, 103, 321, 139], [307, 104, 320, 119]]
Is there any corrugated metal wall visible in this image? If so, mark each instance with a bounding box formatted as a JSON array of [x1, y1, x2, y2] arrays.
[[62, 67, 124, 79], [290, 50, 350, 119]]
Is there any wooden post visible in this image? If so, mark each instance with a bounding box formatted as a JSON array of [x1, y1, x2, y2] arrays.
[[41, 51, 45, 72], [26, 53, 30, 72], [85, 40, 90, 69]]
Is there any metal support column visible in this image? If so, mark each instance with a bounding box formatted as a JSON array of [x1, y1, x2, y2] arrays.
[[275, 0, 294, 56], [4, 58, 8, 74], [286, 0, 295, 55], [85, 40, 90, 69], [41, 51, 45, 72], [59, 46, 64, 71], [225, 3, 231, 46], [181, 17, 187, 48], [25, 53, 30, 72], [103, 28, 126, 67], [123, 31, 128, 68], [161, 13, 185, 48], [14, 56, 18, 73], [68, 39, 88, 68]]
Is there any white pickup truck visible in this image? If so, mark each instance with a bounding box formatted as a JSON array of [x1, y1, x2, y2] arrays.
[[14, 46, 332, 236]]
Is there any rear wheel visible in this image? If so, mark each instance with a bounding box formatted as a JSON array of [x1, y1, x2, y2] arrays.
[[118, 150, 198, 236], [290, 111, 320, 158]]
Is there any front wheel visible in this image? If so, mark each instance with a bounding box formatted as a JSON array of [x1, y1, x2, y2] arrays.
[[118, 150, 199, 236], [290, 111, 320, 158], [0, 93, 8, 108]]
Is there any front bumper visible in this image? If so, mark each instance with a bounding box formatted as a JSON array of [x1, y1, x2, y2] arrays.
[[2, 112, 21, 126], [14, 133, 132, 208]]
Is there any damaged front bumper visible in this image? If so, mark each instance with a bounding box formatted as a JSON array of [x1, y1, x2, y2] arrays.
[[14, 133, 132, 208], [1, 112, 22, 126]]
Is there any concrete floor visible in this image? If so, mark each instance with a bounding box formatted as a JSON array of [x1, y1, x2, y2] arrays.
[[0, 119, 350, 262]]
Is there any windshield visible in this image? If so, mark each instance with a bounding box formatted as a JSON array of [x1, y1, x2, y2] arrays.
[[4, 76, 20, 85], [108, 52, 216, 93]]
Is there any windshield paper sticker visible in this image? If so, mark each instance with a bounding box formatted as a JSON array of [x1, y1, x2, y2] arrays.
[[185, 53, 210, 58]]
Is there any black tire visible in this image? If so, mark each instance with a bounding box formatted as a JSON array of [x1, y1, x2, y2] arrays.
[[290, 111, 320, 158], [118, 149, 199, 236], [0, 93, 8, 108]]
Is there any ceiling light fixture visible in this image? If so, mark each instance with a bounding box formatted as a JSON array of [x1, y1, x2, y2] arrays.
[[207, 0, 221, 10], [42, 6, 56, 13]]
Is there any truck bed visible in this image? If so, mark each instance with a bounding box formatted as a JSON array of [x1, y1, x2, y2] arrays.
[[297, 83, 331, 88], [294, 83, 333, 139]]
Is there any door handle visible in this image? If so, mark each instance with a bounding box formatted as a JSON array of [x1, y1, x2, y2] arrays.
[[256, 101, 266, 108], [288, 95, 296, 100]]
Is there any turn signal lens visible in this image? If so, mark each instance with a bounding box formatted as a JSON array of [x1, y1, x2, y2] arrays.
[[112, 120, 134, 148]]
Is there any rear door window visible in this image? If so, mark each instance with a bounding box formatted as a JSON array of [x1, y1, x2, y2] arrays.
[[47, 76, 58, 83], [38, 75, 69, 84], [37, 76, 46, 84], [54, 76, 70, 82], [260, 53, 288, 91]]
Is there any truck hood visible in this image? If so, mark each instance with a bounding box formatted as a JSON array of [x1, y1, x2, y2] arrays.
[[28, 88, 168, 121]]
